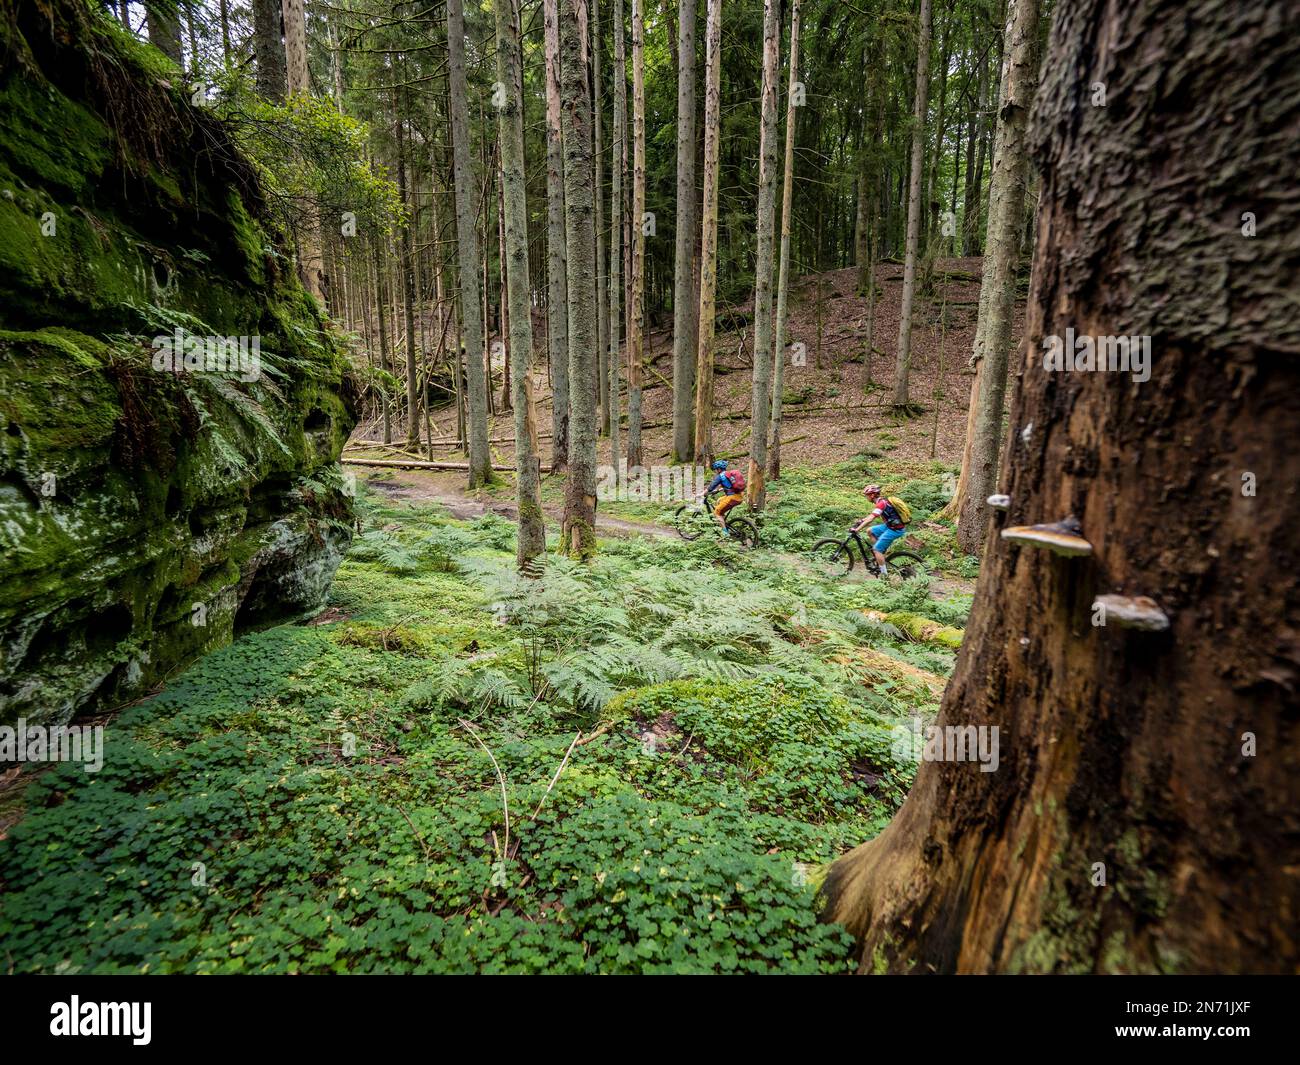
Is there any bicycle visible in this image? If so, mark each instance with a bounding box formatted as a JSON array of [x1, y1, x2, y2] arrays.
[[673, 490, 759, 547], [810, 524, 925, 579]]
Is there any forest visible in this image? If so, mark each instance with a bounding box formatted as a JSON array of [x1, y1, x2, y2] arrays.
[[0, 0, 1296, 992]]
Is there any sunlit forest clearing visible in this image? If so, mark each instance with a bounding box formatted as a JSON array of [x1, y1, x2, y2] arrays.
[[0, 0, 1294, 982]]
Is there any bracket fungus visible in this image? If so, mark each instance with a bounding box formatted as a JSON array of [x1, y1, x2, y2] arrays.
[[987, 494, 1011, 512], [1000, 516, 1093, 557], [1093, 594, 1170, 631]]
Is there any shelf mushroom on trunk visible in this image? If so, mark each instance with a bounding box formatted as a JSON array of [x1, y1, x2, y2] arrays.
[[999, 516, 1093, 557]]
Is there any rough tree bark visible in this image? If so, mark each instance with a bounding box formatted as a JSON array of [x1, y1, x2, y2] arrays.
[[956, 0, 1040, 554], [446, 0, 493, 487], [768, 0, 801, 481], [819, 0, 1300, 974], [372, 237, 393, 445], [607, 0, 626, 481], [397, 105, 420, 448], [691, 0, 721, 466], [544, 0, 571, 471], [495, 0, 546, 567], [669, 0, 698, 463], [745, 0, 781, 510], [145, 1, 182, 65], [891, 0, 932, 409], [251, 0, 286, 102], [626, 0, 646, 469], [559, 0, 600, 558], [593, 0, 609, 436]]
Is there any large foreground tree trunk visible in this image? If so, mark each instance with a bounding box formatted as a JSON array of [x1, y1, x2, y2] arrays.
[[955, 0, 1040, 553], [819, 0, 1300, 974], [559, 0, 600, 558]]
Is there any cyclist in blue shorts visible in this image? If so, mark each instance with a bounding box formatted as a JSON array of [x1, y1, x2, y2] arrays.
[[850, 484, 911, 576]]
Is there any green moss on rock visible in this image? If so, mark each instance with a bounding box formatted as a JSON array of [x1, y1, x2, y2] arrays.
[[0, 1, 358, 727]]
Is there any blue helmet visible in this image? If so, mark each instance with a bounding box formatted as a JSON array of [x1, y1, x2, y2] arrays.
[[711, 460, 728, 471]]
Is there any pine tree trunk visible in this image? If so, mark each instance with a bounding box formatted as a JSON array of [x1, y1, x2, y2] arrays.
[[956, 0, 1040, 554], [559, 0, 600, 558], [744, 0, 781, 510], [543, 0, 571, 471], [768, 0, 801, 482], [252, 0, 286, 102], [372, 238, 393, 445], [626, 0, 646, 470], [282, 0, 326, 302], [497, 166, 512, 414], [819, 0, 1300, 974], [691, 0, 721, 466], [447, 0, 493, 486], [891, 0, 932, 409], [145, 1, 182, 65], [398, 108, 421, 448], [607, 0, 626, 482], [495, 0, 546, 566], [670, 0, 698, 464], [593, 0, 609, 437]]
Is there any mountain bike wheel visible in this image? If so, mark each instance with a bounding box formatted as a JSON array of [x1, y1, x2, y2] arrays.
[[726, 516, 759, 548], [882, 550, 927, 581], [811, 537, 854, 577], [673, 503, 707, 541]]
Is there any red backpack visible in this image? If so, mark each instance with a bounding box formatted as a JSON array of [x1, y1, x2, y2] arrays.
[[724, 469, 746, 493]]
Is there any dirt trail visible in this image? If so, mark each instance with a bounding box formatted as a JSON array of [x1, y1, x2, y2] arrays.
[[349, 465, 676, 539]]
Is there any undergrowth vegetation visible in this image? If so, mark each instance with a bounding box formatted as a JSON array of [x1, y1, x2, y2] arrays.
[[0, 482, 971, 974]]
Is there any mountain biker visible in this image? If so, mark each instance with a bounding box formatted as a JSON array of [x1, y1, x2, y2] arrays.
[[703, 460, 746, 530], [851, 484, 911, 575]]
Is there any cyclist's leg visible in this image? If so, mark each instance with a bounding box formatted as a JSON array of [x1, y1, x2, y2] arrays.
[[870, 524, 900, 570], [715, 492, 742, 530]]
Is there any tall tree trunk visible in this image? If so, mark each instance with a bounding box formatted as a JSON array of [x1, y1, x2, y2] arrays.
[[607, 0, 626, 481], [626, 0, 646, 469], [544, 0, 571, 471], [593, 0, 609, 436], [956, 0, 1040, 554], [768, 0, 801, 481], [447, 0, 493, 486], [819, 0, 1300, 974], [145, 2, 182, 65], [559, 0, 600, 558], [860, 30, 886, 387], [691, 0, 721, 466], [398, 107, 420, 448], [282, 0, 325, 302], [744, 0, 781, 510], [252, 0, 286, 102], [670, 0, 698, 463], [372, 237, 393, 445], [495, 0, 546, 566], [964, 51, 994, 257], [282, 0, 309, 93], [891, 0, 932, 409]]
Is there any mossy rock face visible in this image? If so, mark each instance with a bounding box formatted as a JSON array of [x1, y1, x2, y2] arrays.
[[0, 2, 357, 727]]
